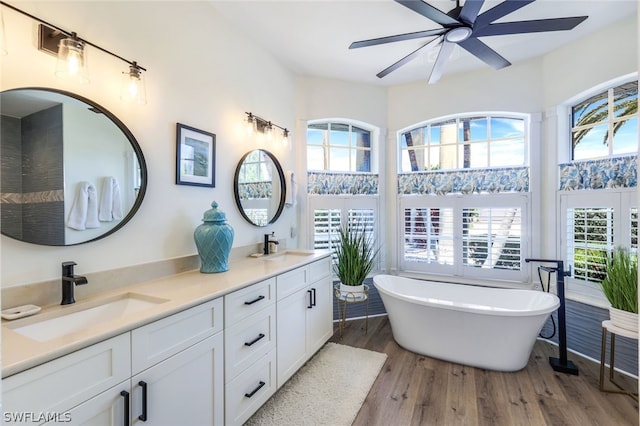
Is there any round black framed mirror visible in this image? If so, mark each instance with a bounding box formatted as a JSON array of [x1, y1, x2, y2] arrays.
[[0, 87, 147, 246], [233, 149, 285, 227]]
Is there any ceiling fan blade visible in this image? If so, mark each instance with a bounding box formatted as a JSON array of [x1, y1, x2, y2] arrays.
[[377, 37, 442, 78], [395, 0, 460, 27], [350, 28, 445, 49], [475, 0, 535, 28], [458, 0, 485, 25], [474, 16, 588, 37], [428, 40, 455, 84], [458, 37, 511, 70]]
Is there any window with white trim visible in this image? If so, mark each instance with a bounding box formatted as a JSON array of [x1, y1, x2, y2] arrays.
[[561, 77, 638, 301], [561, 190, 637, 296], [571, 80, 638, 160], [400, 115, 526, 172], [307, 122, 372, 172], [400, 194, 528, 281], [306, 120, 380, 272], [398, 113, 530, 282], [312, 202, 376, 264]]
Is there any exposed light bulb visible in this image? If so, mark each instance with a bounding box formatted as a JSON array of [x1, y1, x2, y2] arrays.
[[55, 34, 89, 83], [66, 49, 82, 75], [246, 113, 255, 135], [265, 122, 274, 141], [282, 129, 290, 148], [120, 63, 146, 104]]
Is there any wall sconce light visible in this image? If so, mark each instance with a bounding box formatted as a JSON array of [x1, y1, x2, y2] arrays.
[[245, 112, 289, 148], [120, 61, 147, 104], [246, 112, 256, 135], [0, 1, 147, 102], [54, 32, 89, 83]]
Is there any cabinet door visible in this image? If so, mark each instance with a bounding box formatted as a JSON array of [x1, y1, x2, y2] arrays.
[[2, 333, 130, 420], [131, 332, 224, 426], [276, 288, 309, 387], [44, 382, 130, 426], [307, 275, 333, 355]]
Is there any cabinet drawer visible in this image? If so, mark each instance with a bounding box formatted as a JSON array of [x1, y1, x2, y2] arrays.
[[3, 333, 130, 418], [131, 298, 223, 374], [225, 349, 276, 426], [309, 257, 332, 281], [224, 277, 275, 325], [225, 304, 276, 381], [276, 266, 308, 300]]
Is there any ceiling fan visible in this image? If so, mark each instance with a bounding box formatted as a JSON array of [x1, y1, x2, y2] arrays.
[[349, 0, 588, 84]]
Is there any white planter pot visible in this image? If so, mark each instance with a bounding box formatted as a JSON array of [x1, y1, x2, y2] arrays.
[[609, 306, 638, 333], [338, 283, 365, 300]]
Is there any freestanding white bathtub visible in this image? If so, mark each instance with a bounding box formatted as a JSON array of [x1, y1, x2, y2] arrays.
[[373, 274, 560, 372]]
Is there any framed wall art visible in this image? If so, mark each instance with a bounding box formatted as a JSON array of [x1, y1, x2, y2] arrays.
[[176, 123, 215, 187]]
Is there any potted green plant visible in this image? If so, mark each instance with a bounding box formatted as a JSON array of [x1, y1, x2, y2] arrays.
[[334, 225, 379, 298], [600, 246, 638, 332]]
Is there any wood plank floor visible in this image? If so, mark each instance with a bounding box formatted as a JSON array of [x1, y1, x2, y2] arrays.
[[329, 316, 639, 426]]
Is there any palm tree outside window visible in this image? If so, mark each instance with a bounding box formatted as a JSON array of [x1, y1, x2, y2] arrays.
[[571, 81, 638, 160]]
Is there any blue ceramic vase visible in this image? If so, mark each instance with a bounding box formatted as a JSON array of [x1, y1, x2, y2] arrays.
[[194, 201, 234, 273]]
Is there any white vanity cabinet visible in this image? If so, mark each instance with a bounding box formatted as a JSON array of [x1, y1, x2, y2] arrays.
[[3, 333, 131, 426], [129, 298, 224, 425], [224, 278, 276, 426], [276, 257, 332, 387], [3, 298, 224, 426]]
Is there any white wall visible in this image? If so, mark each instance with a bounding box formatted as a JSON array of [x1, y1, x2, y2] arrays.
[[1, 1, 298, 286]]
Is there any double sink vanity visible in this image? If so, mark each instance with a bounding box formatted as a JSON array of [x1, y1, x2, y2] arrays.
[[2, 249, 333, 425]]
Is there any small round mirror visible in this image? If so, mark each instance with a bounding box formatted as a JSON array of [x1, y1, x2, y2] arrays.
[[233, 149, 285, 227]]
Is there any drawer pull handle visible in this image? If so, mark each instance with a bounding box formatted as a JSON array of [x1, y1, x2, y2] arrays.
[[244, 295, 265, 305], [307, 289, 313, 309], [120, 390, 130, 426], [312, 288, 317, 307], [245, 381, 266, 398], [138, 381, 148, 422], [244, 333, 266, 347]]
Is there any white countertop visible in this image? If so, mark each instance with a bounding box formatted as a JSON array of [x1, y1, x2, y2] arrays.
[[1, 250, 331, 377]]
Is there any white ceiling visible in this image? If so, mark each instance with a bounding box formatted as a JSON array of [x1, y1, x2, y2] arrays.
[[211, 0, 638, 86]]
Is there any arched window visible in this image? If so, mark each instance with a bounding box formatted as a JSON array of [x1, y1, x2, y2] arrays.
[[571, 80, 638, 160], [399, 115, 526, 172], [305, 119, 380, 270], [397, 113, 531, 283], [307, 122, 373, 172], [560, 77, 638, 301]]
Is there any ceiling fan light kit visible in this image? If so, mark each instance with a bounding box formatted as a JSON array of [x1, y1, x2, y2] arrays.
[[444, 26, 472, 43], [350, 0, 588, 84]]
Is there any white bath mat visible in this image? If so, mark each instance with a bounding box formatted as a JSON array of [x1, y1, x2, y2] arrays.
[[245, 342, 387, 426]]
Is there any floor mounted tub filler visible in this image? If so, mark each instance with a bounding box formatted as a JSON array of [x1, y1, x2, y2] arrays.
[[373, 275, 560, 372]]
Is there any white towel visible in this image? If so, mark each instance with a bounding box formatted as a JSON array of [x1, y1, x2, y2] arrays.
[[99, 176, 123, 222], [285, 170, 296, 207], [67, 182, 100, 230]]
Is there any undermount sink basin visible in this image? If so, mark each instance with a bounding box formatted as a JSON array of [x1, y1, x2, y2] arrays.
[[8, 293, 168, 342], [262, 250, 315, 262]]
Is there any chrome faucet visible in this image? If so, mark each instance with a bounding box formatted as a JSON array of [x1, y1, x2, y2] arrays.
[[61, 261, 88, 305]]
